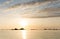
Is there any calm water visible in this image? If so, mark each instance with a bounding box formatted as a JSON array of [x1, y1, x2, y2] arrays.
[[0, 30, 60, 39]]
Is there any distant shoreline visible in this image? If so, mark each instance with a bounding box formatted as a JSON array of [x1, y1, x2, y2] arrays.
[[0, 29, 60, 30]]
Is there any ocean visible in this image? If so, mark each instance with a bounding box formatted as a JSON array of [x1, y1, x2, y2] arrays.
[[0, 30, 60, 39]]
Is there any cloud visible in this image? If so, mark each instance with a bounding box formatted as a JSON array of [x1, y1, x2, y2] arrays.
[[0, 0, 13, 8], [8, 0, 59, 9], [9, 0, 55, 8], [21, 7, 60, 18], [3, 0, 60, 18], [3, 1, 11, 5]]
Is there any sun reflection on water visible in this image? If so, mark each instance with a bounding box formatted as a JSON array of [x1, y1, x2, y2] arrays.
[[21, 30, 27, 39]]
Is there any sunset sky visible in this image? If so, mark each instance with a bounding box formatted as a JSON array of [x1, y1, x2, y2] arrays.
[[0, 0, 60, 29]]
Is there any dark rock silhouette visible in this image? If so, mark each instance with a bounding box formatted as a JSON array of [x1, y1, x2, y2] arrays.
[[11, 28, 18, 30], [11, 28, 25, 30], [14, 28, 18, 30], [20, 28, 25, 30]]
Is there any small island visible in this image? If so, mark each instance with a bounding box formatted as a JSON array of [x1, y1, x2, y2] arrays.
[[11, 28, 25, 30], [20, 28, 25, 30]]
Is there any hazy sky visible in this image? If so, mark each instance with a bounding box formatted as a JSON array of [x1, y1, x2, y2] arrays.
[[0, 0, 60, 29]]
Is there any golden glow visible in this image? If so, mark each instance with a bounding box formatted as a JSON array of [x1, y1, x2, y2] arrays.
[[22, 30, 26, 39], [20, 19, 28, 28]]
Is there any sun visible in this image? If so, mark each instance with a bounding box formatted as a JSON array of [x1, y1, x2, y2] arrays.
[[19, 19, 28, 28]]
